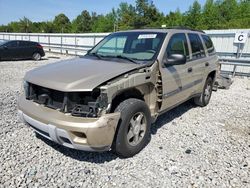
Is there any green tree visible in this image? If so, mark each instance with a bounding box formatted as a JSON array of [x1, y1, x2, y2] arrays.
[[19, 17, 33, 33], [184, 0, 202, 29], [92, 10, 117, 32], [41, 21, 55, 33], [72, 10, 92, 33], [200, 0, 220, 29], [134, 0, 163, 28], [165, 9, 184, 27], [7, 22, 20, 32], [53, 13, 71, 33], [117, 3, 136, 30], [0, 0, 250, 33]]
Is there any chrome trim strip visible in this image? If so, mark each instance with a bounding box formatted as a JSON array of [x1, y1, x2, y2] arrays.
[[163, 79, 203, 98]]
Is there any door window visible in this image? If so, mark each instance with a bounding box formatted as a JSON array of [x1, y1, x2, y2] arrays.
[[188, 33, 205, 60], [166, 33, 190, 60]]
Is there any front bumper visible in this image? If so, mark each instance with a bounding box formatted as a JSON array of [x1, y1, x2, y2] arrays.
[[18, 95, 120, 152]]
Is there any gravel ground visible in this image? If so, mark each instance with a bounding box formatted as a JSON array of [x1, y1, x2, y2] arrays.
[[0, 55, 249, 188]]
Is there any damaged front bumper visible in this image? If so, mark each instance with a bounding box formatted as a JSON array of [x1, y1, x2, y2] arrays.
[[18, 95, 120, 152]]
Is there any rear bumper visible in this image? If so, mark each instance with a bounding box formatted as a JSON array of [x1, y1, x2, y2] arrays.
[[18, 95, 120, 152]]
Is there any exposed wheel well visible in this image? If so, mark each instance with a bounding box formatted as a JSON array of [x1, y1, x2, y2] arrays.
[[110, 88, 144, 113], [208, 70, 216, 82]]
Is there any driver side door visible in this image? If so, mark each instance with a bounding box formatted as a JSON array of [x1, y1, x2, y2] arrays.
[[160, 33, 194, 110]]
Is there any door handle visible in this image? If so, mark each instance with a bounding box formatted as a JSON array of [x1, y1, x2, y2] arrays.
[[187, 67, 192, 73], [205, 62, 209, 67]]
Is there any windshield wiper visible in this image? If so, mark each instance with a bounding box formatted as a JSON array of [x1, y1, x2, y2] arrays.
[[113, 55, 139, 64]]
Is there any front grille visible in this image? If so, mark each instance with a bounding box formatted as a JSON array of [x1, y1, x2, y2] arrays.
[[27, 84, 64, 110], [25, 83, 99, 117]]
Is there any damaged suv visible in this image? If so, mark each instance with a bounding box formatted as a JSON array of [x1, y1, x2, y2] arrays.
[[18, 28, 219, 158]]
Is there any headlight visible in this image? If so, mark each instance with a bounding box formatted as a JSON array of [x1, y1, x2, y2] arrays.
[[23, 80, 29, 98]]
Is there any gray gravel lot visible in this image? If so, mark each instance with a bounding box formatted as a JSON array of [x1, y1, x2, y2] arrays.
[[0, 54, 250, 188]]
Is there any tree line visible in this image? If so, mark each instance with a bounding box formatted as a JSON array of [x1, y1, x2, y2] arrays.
[[0, 0, 249, 33]]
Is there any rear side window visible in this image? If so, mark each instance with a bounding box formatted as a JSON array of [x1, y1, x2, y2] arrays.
[[201, 35, 215, 55], [19, 41, 31, 47], [166, 33, 190, 60], [188, 33, 205, 60], [6, 41, 18, 48]]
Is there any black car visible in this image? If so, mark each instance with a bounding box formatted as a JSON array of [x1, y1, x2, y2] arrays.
[[0, 40, 45, 61]]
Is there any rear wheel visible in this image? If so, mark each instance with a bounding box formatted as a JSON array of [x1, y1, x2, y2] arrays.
[[112, 98, 151, 158], [32, 52, 41, 61], [194, 77, 213, 107]]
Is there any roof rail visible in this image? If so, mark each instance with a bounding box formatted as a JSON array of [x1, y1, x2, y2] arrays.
[[166, 26, 205, 33], [141, 26, 205, 33]]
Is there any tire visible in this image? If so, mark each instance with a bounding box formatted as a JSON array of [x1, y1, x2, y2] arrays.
[[112, 98, 151, 158], [194, 77, 213, 107], [32, 52, 41, 61]]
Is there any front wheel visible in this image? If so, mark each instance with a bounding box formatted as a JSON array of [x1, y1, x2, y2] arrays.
[[194, 77, 213, 107], [112, 98, 151, 158], [32, 52, 41, 61]]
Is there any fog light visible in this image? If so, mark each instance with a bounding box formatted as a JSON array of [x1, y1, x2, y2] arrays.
[[72, 131, 86, 139]]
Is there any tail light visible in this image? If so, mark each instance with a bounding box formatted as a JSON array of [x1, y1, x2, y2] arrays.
[[36, 44, 43, 49]]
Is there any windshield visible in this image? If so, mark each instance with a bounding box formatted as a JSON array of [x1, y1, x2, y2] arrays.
[[89, 32, 166, 63]]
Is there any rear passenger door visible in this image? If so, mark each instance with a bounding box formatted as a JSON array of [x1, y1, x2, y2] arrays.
[[160, 33, 194, 110], [201, 35, 218, 77], [187, 33, 206, 93], [18, 41, 33, 59]]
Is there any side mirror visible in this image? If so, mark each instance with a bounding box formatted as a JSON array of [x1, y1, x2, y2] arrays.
[[3, 46, 8, 50], [164, 54, 186, 66]]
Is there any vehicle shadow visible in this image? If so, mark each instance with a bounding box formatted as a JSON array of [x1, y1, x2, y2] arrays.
[[35, 133, 118, 163], [35, 100, 195, 163], [0, 58, 49, 62], [46, 56, 61, 59], [151, 100, 196, 135]]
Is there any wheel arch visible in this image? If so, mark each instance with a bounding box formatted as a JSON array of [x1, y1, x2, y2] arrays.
[[110, 87, 145, 113], [207, 70, 216, 82]]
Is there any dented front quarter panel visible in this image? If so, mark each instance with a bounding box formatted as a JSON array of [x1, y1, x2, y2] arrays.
[[99, 61, 160, 117]]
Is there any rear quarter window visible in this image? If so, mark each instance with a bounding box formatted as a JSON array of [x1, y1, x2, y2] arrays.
[[201, 35, 216, 55], [188, 33, 206, 60], [19, 41, 33, 47]]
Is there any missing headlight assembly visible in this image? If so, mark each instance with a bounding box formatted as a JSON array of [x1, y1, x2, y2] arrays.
[[24, 82, 108, 118]]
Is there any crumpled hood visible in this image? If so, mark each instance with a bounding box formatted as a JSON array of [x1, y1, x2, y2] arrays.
[[24, 57, 142, 91]]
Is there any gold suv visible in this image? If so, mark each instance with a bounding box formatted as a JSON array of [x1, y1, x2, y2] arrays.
[[18, 28, 219, 158]]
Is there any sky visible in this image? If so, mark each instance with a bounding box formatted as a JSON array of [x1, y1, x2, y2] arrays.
[[0, 0, 206, 25]]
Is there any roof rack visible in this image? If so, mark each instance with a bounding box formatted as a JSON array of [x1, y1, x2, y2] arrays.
[[141, 26, 205, 33], [166, 26, 205, 33]]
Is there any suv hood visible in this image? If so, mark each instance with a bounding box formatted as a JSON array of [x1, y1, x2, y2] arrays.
[[24, 57, 143, 92]]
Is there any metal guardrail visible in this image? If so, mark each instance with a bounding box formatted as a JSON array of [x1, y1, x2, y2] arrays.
[[217, 52, 250, 58], [219, 58, 250, 77], [0, 31, 250, 77], [41, 43, 92, 54], [0, 32, 108, 55]]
